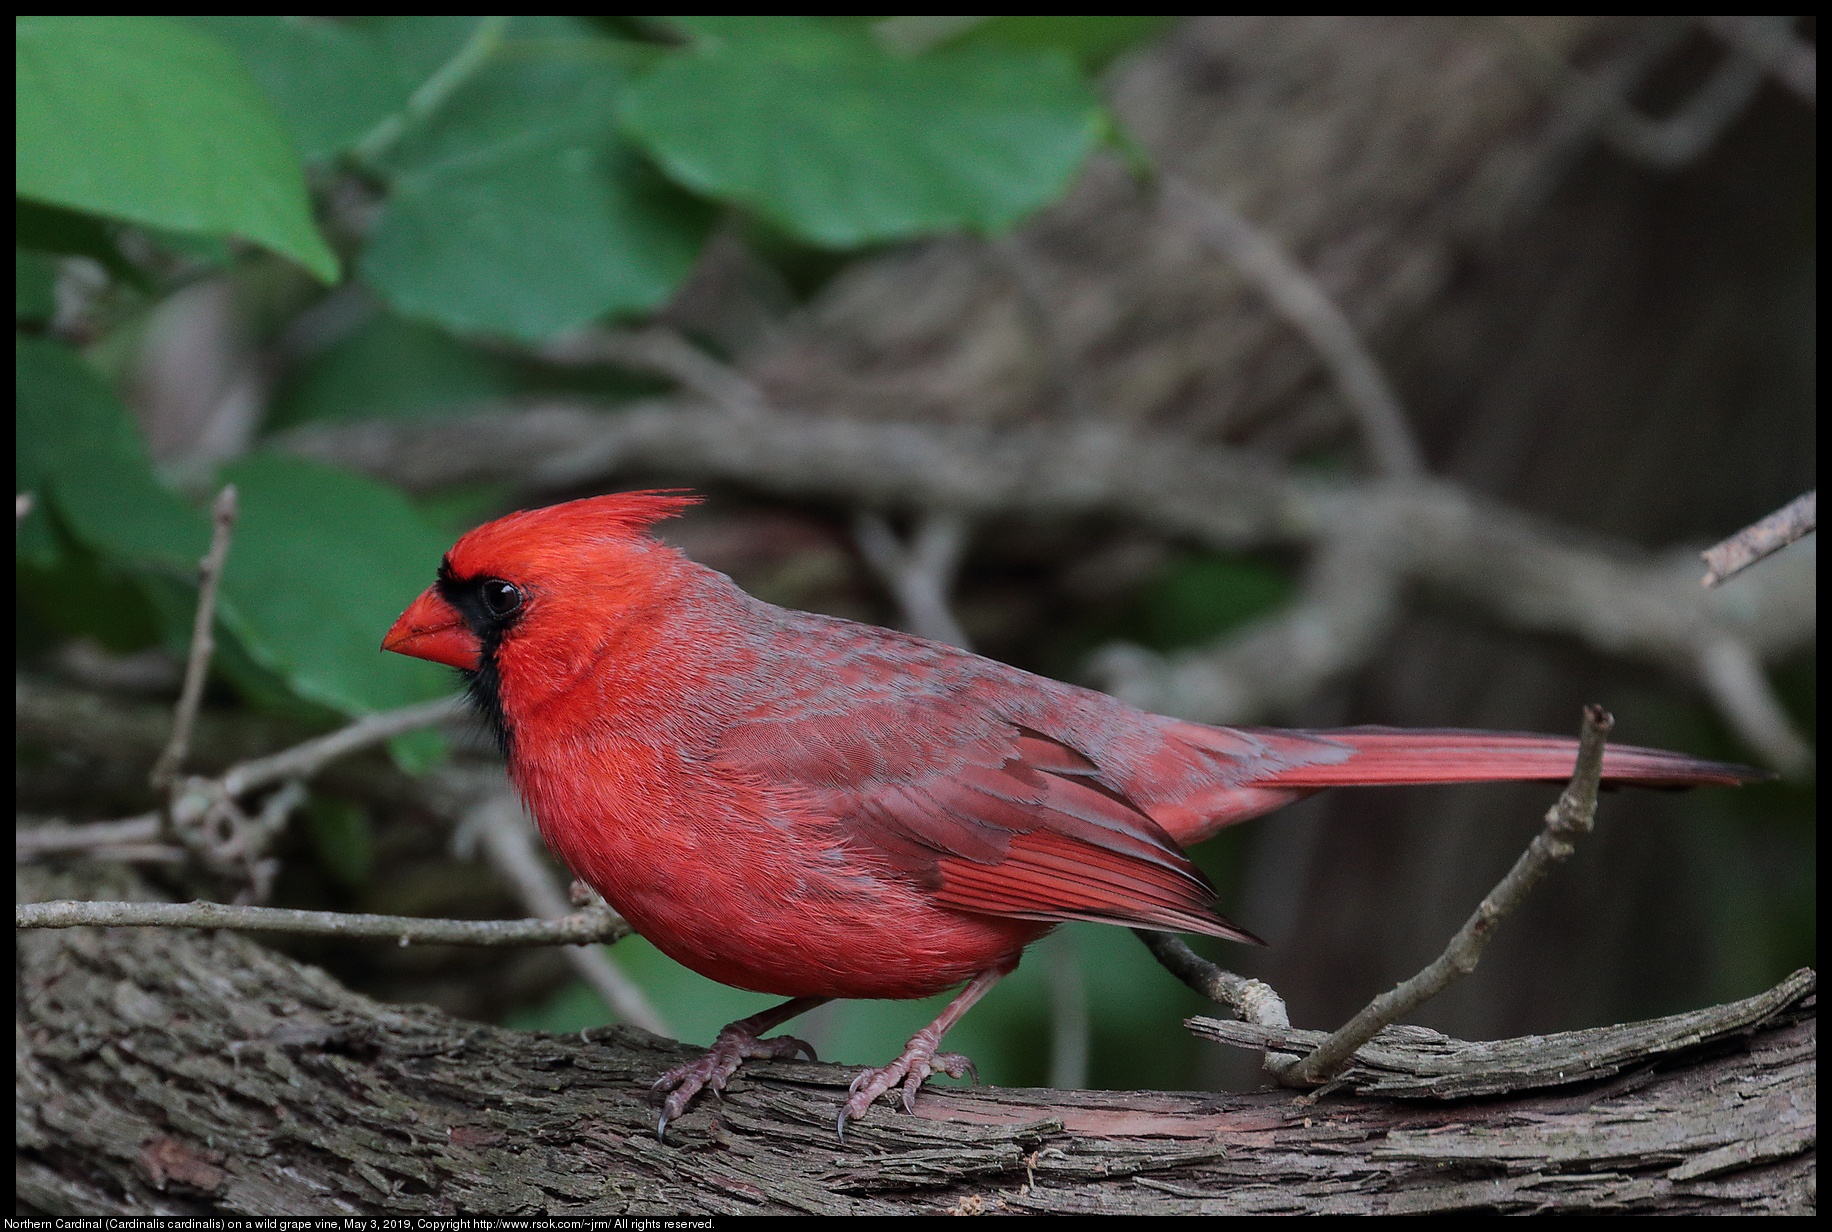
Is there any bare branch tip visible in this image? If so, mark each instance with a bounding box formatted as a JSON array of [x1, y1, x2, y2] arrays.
[[1700, 490, 1816, 588], [150, 486, 243, 792]]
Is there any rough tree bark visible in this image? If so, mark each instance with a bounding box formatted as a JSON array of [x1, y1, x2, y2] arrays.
[[16, 865, 1816, 1216]]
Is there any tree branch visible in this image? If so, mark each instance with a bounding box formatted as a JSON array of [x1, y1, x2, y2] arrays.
[[542, 325, 767, 417], [149, 485, 237, 791], [1498, 16, 1775, 169], [216, 695, 467, 799], [280, 404, 1815, 750], [1701, 15, 1815, 105], [1274, 706, 1615, 1087], [1188, 965, 1815, 1099], [1700, 489, 1816, 588], [14, 897, 631, 948], [1695, 638, 1814, 776], [1161, 177, 1426, 480], [1131, 930, 1290, 1028], [853, 509, 973, 648], [17, 863, 1815, 1215]]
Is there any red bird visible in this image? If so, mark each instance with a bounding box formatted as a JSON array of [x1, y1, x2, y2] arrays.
[[383, 491, 1757, 1138]]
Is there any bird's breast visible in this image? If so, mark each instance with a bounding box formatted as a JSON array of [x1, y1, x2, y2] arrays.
[[510, 738, 1043, 999]]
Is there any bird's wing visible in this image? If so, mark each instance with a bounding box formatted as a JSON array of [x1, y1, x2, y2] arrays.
[[715, 697, 1259, 944]]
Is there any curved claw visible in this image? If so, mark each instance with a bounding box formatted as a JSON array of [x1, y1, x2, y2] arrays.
[[838, 1047, 981, 1137], [647, 1029, 818, 1143]]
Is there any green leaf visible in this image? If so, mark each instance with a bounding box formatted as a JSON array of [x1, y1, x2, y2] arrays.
[[359, 41, 713, 340], [620, 24, 1104, 246], [188, 17, 404, 164], [945, 16, 1172, 73], [16, 333, 209, 572], [16, 334, 213, 657], [664, 16, 830, 46], [370, 15, 499, 90], [16, 15, 340, 281], [267, 311, 524, 430], [16, 533, 165, 653], [216, 452, 458, 717]]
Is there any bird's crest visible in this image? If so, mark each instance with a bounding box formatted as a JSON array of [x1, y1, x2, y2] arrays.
[[444, 490, 700, 574], [500, 490, 700, 537]]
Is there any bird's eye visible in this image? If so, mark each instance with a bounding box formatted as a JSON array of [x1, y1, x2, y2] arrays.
[[481, 580, 523, 617]]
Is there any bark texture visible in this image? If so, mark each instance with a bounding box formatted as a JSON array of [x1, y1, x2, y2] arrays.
[[17, 866, 1815, 1216]]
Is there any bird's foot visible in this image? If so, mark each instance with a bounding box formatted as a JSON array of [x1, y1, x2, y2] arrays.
[[650, 1024, 817, 1140], [838, 1040, 978, 1139]]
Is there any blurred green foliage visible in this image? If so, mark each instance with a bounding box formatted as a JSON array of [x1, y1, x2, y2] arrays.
[[266, 311, 523, 430], [1136, 553, 1295, 650], [18, 16, 339, 280], [948, 16, 1173, 72], [304, 796, 376, 890], [18, 13, 1157, 736], [623, 18, 1103, 247]]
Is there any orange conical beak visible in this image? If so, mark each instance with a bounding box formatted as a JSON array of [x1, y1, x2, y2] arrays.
[[383, 587, 481, 671]]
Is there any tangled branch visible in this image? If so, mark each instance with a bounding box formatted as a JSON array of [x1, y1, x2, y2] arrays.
[[282, 402, 1815, 769]]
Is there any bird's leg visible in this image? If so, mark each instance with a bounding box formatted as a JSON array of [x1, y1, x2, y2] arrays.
[[650, 995, 827, 1139], [839, 966, 1010, 1138]]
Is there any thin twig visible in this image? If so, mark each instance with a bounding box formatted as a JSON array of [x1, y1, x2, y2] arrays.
[[351, 15, 509, 165], [220, 695, 467, 798], [1601, 43, 1767, 167], [151, 485, 238, 790], [158, 695, 464, 899], [15, 898, 632, 948], [1701, 490, 1816, 588], [17, 814, 161, 858], [15, 816, 185, 866], [1162, 177, 1427, 481], [455, 791, 670, 1034], [853, 510, 973, 649], [1132, 930, 1290, 1029], [543, 325, 766, 417], [1276, 706, 1615, 1087]]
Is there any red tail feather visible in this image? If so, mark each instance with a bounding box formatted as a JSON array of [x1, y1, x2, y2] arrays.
[[1248, 726, 1763, 789]]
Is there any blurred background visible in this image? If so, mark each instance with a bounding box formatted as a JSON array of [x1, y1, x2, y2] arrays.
[[17, 16, 1815, 1099]]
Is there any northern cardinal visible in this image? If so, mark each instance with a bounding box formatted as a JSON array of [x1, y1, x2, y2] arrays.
[[383, 491, 1757, 1138]]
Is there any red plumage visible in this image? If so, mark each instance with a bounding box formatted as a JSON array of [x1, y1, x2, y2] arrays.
[[382, 491, 1761, 1137]]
